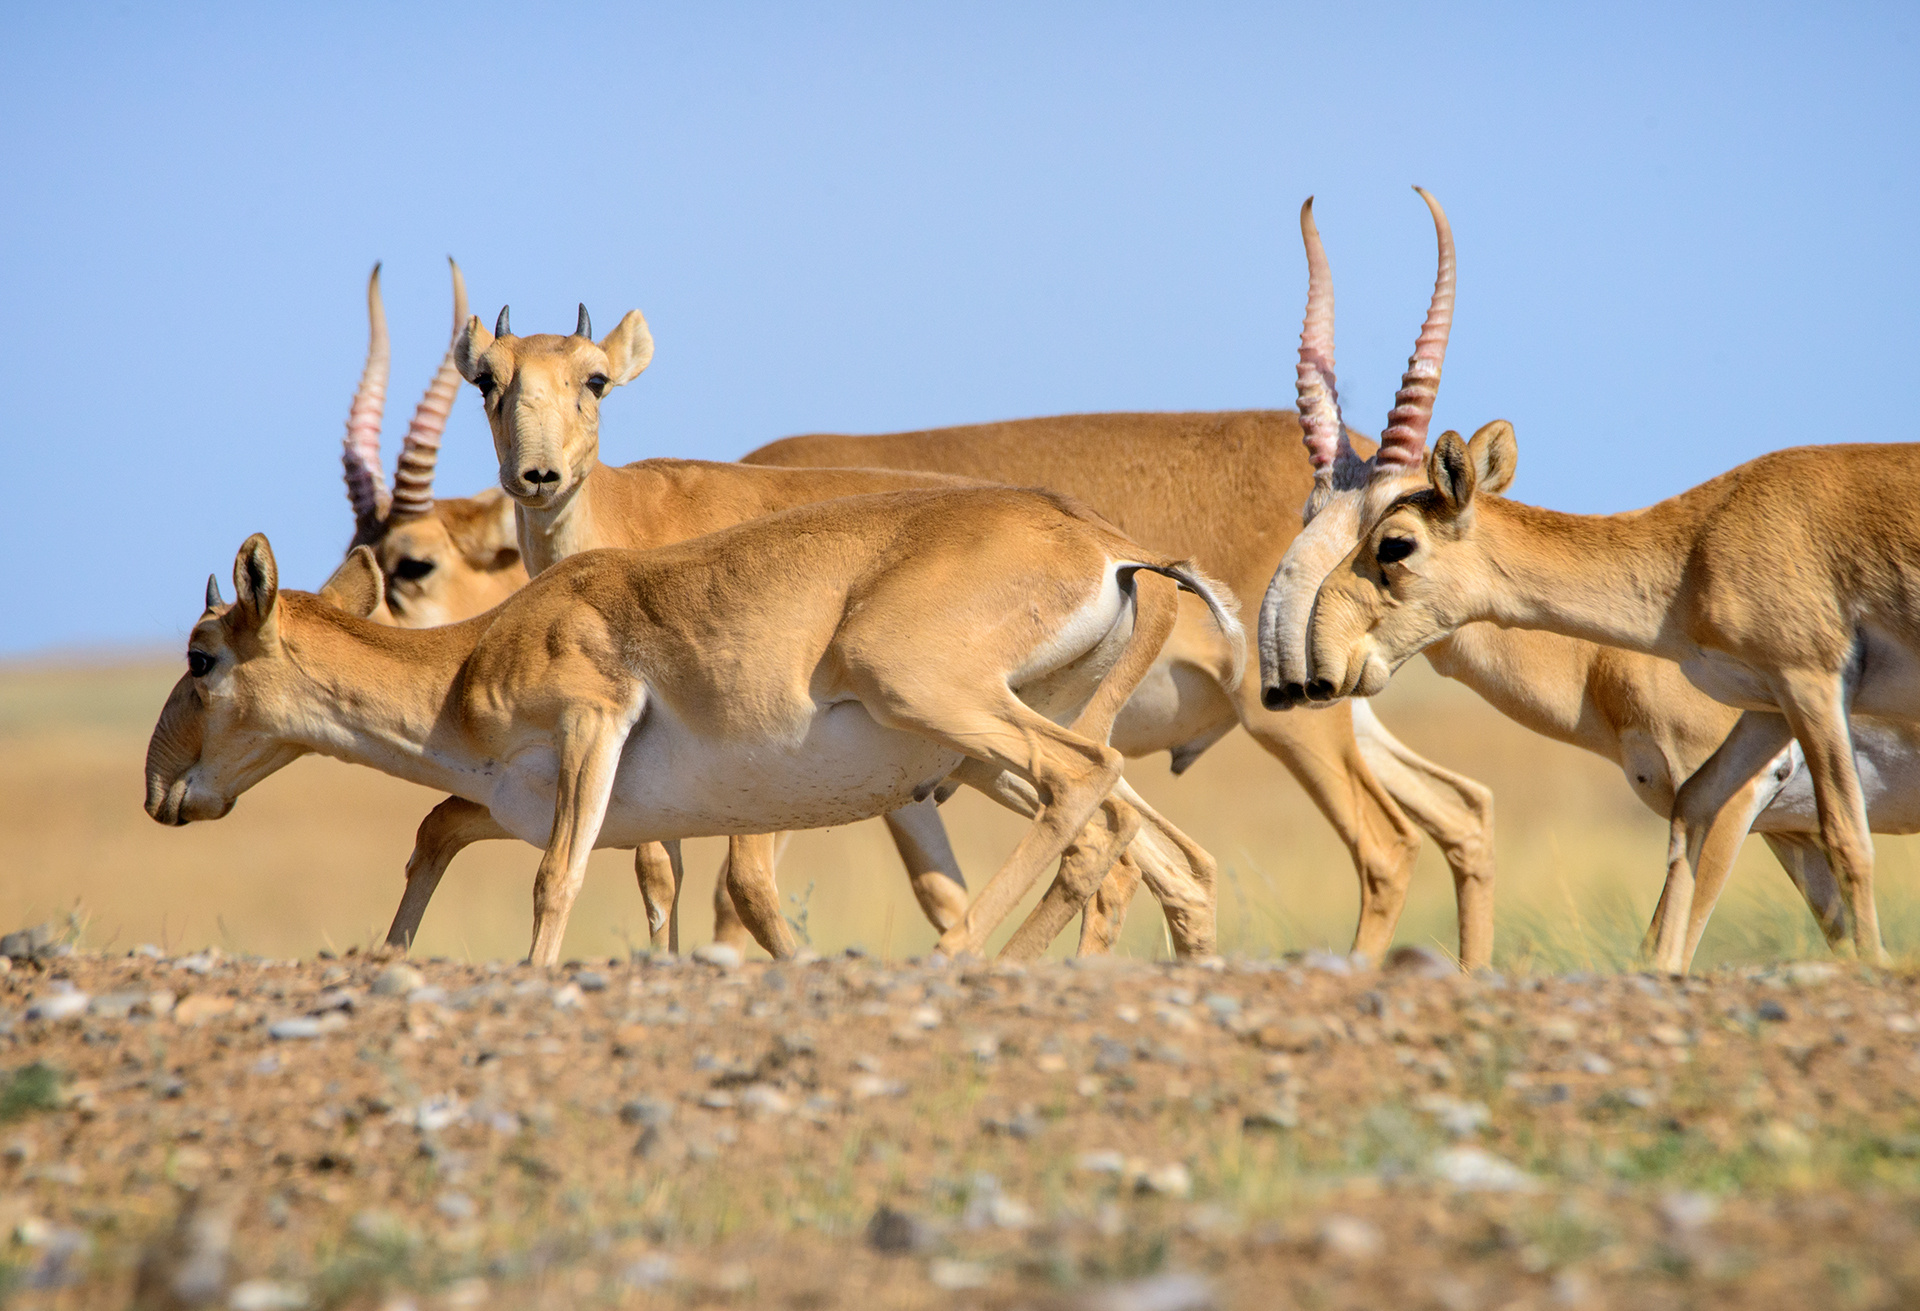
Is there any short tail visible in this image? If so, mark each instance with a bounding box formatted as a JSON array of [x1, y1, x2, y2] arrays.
[[1122, 560, 1246, 691]]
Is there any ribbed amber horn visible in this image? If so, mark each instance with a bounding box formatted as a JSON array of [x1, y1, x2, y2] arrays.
[[390, 258, 469, 523], [1377, 186, 1455, 469], [1295, 197, 1351, 484], [343, 263, 392, 539]]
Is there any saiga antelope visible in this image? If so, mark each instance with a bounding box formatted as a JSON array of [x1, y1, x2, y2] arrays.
[[145, 487, 1242, 966], [1254, 190, 1918, 972], [340, 261, 525, 626], [1294, 252, 1920, 962], [436, 306, 1224, 959]]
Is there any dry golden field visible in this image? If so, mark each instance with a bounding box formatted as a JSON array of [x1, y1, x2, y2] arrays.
[[4, 654, 1916, 971]]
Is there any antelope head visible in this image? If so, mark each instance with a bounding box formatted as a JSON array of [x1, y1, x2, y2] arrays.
[[339, 261, 527, 627], [1254, 188, 1516, 707], [145, 538, 383, 826], [454, 302, 654, 508]]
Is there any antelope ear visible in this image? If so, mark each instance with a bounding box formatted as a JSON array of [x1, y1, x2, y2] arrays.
[[455, 315, 494, 383], [599, 310, 654, 386], [318, 547, 385, 619], [1468, 420, 1517, 495], [231, 534, 280, 627], [1427, 430, 1478, 513]]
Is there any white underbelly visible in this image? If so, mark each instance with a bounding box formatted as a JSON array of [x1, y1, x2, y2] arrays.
[[482, 700, 963, 847], [1753, 718, 1920, 835]]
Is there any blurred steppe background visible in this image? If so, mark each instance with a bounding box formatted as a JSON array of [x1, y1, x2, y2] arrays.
[[7, 656, 1913, 970]]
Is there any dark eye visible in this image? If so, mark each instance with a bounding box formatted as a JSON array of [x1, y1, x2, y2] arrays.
[[187, 650, 215, 678], [473, 369, 496, 398], [392, 557, 436, 582], [585, 373, 609, 398], [1377, 536, 1416, 565]]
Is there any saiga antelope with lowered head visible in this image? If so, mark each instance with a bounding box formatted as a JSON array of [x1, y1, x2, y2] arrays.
[[340, 260, 525, 627], [146, 485, 1242, 966], [1254, 190, 1920, 972], [1297, 264, 1920, 962]]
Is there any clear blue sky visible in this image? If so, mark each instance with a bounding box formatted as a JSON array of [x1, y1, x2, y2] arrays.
[[3, 3, 1916, 655]]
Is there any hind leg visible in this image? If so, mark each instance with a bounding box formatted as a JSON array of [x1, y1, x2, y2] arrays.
[[387, 797, 510, 952], [634, 841, 683, 953]]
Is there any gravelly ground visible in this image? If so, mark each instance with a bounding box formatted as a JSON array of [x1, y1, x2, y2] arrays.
[[0, 944, 1916, 1310]]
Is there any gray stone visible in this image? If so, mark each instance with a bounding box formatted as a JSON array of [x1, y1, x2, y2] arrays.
[[692, 943, 742, 970], [369, 964, 425, 998], [1383, 944, 1457, 979], [866, 1204, 936, 1254]]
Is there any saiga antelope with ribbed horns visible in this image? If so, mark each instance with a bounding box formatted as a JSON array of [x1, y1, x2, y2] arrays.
[[1256, 190, 1920, 972], [1296, 228, 1920, 964], [340, 260, 526, 627], [146, 484, 1242, 965]]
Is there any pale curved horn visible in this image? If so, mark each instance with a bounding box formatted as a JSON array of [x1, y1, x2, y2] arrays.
[[576, 303, 592, 339], [390, 258, 470, 522], [1295, 197, 1350, 480], [495, 305, 511, 337], [343, 263, 392, 540], [1377, 186, 1455, 469]]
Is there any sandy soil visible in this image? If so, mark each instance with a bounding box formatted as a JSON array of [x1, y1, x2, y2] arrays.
[[0, 946, 1915, 1309]]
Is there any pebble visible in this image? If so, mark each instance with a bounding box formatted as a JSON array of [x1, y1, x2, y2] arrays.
[[622, 1254, 676, 1288], [1648, 1023, 1690, 1047], [1577, 1051, 1614, 1076], [929, 1257, 990, 1289], [1658, 1189, 1719, 1232], [866, 1204, 936, 1254], [228, 1280, 310, 1310], [1137, 1162, 1192, 1198], [434, 1192, 477, 1221], [691, 943, 742, 970], [1430, 1146, 1537, 1192], [573, 970, 608, 992], [1072, 1272, 1216, 1311], [550, 983, 584, 1010], [1416, 1095, 1491, 1138], [1316, 1214, 1383, 1261], [1755, 1119, 1813, 1162], [369, 964, 425, 997], [849, 1075, 907, 1100], [268, 1016, 331, 1040], [172, 994, 235, 1025], [1077, 1150, 1127, 1175], [620, 1097, 674, 1129], [24, 990, 89, 1023], [1756, 999, 1790, 1022], [739, 1085, 791, 1116]]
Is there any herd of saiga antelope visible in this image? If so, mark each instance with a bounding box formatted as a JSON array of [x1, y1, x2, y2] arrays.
[[141, 187, 1920, 976]]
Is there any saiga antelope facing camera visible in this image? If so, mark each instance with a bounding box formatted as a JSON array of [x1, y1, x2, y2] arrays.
[[383, 305, 1227, 960], [1257, 190, 1920, 972], [145, 486, 1241, 966], [1297, 327, 1920, 964], [340, 260, 525, 627]]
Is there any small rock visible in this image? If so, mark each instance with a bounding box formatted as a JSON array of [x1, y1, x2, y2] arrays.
[[1298, 949, 1352, 975], [172, 995, 236, 1026], [228, 1279, 309, 1310], [1201, 994, 1241, 1022], [434, 1193, 477, 1222], [739, 1085, 790, 1117], [369, 964, 425, 997], [699, 1091, 735, 1111], [866, 1204, 936, 1254], [1137, 1162, 1192, 1198], [549, 983, 584, 1010], [987, 1194, 1034, 1229], [267, 1017, 326, 1041], [1429, 1146, 1537, 1192], [928, 1257, 990, 1290], [849, 1075, 907, 1100], [1077, 1150, 1127, 1175], [1576, 1051, 1614, 1076], [1316, 1214, 1382, 1261], [1648, 1023, 1690, 1047], [87, 992, 146, 1020], [1382, 944, 1456, 978], [1658, 1189, 1718, 1233], [24, 991, 89, 1023], [691, 943, 742, 970], [1756, 999, 1790, 1022], [1416, 1095, 1491, 1138], [0, 926, 55, 963], [1071, 1272, 1216, 1311], [619, 1097, 674, 1128], [909, 1005, 941, 1030], [622, 1254, 676, 1288], [1783, 961, 1841, 987], [572, 970, 608, 992], [175, 952, 220, 976], [1242, 1105, 1299, 1132]]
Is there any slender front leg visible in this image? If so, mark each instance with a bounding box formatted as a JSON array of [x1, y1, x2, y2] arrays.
[[633, 841, 683, 953], [882, 800, 970, 932], [387, 796, 511, 952], [1653, 712, 1794, 973], [1770, 670, 1883, 964], [528, 709, 633, 967], [724, 833, 799, 959], [999, 795, 1141, 959]]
